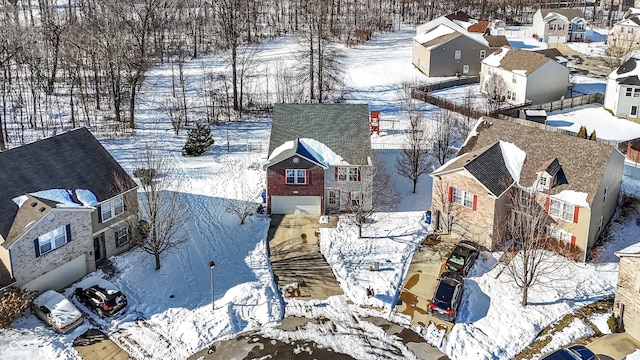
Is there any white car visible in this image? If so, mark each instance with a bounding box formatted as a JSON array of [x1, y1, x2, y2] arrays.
[[32, 290, 84, 334]]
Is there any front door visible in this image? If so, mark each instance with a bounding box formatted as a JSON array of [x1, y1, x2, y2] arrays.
[[631, 105, 638, 119], [93, 234, 106, 263]]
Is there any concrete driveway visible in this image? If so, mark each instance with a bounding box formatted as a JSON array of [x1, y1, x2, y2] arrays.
[[73, 329, 130, 360], [268, 214, 342, 300], [587, 332, 640, 360], [395, 233, 460, 333]]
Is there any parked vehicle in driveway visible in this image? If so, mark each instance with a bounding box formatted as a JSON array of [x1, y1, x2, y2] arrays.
[[32, 290, 84, 334], [74, 279, 127, 318], [429, 271, 464, 322], [445, 240, 479, 276], [540, 345, 599, 359]]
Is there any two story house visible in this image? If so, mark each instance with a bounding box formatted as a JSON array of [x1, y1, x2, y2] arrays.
[[0, 128, 138, 292], [532, 8, 587, 43], [412, 12, 509, 77], [604, 56, 640, 118], [430, 117, 623, 262], [264, 104, 372, 215], [608, 8, 640, 49], [480, 46, 570, 105], [613, 242, 640, 342]]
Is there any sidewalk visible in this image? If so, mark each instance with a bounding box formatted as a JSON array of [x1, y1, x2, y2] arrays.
[[587, 332, 640, 360]]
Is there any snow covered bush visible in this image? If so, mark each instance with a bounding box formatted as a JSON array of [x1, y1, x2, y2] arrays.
[[182, 123, 214, 156]]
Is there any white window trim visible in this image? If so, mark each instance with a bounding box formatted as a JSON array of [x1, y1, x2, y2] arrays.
[[338, 167, 359, 182], [38, 225, 68, 255], [115, 226, 130, 248], [520, 189, 531, 208], [454, 50, 461, 59], [328, 189, 339, 206], [101, 195, 124, 222], [480, 50, 486, 59], [350, 191, 362, 206], [452, 187, 474, 208], [286, 169, 307, 184], [549, 198, 575, 222], [545, 225, 572, 244], [539, 174, 550, 189]]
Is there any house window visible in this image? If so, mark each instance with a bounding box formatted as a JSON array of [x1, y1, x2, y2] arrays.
[[455, 50, 461, 59], [568, 24, 573, 31], [480, 50, 486, 59], [328, 189, 339, 206], [632, 105, 638, 117], [38, 225, 70, 256], [603, 186, 607, 203], [577, 24, 583, 31], [101, 195, 124, 222], [549, 24, 555, 30], [520, 189, 532, 208], [626, 87, 633, 97], [549, 198, 575, 222], [337, 167, 359, 182], [285, 169, 307, 184], [539, 174, 549, 189], [451, 187, 474, 208], [512, 74, 517, 83], [545, 225, 572, 244], [349, 192, 362, 206], [634, 88, 640, 97], [487, 67, 493, 75], [507, 90, 516, 101], [463, 65, 469, 74], [115, 227, 130, 247], [557, 24, 564, 31]]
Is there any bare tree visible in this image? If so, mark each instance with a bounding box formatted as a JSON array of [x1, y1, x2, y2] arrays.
[[600, 41, 638, 72], [430, 178, 469, 236], [483, 74, 507, 116], [225, 178, 260, 224], [431, 108, 458, 166], [346, 154, 399, 238], [396, 83, 432, 193], [493, 188, 566, 306], [458, 87, 479, 141], [127, 142, 187, 270]]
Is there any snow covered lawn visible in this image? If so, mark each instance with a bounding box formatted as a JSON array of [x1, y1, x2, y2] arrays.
[[546, 104, 640, 142]]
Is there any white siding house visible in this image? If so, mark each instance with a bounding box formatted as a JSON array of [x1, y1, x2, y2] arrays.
[[604, 57, 640, 119]]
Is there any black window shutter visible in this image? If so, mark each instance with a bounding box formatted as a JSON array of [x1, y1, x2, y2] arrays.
[[34, 239, 41, 258], [66, 224, 72, 242], [97, 205, 102, 223]]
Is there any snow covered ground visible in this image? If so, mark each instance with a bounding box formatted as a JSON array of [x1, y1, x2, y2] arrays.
[[2, 26, 640, 360]]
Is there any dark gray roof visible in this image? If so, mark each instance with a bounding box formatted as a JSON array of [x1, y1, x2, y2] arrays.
[[0, 127, 136, 240], [464, 142, 514, 197], [269, 104, 371, 165]]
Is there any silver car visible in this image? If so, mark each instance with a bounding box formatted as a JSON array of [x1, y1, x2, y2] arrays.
[[32, 290, 84, 334]]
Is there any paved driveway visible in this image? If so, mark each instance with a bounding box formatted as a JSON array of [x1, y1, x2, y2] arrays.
[[268, 215, 342, 299], [73, 329, 130, 360]]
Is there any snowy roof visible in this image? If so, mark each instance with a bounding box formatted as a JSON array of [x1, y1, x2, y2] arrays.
[[615, 242, 640, 257], [540, 8, 585, 23], [0, 127, 136, 240], [608, 57, 640, 85], [414, 24, 457, 44], [483, 47, 559, 75], [269, 104, 371, 166], [266, 138, 345, 168]]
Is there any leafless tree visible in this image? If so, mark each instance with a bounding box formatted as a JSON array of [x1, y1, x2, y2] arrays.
[[493, 188, 566, 306], [431, 108, 457, 166], [430, 178, 471, 236], [396, 83, 432, 193], [225, 178, 260, 224], [346, 154, 399, 238], [483, 74, 508, 116], [600, 41, 638, 72], [457, 87, 479, 141], [125, 142, 187, 270]]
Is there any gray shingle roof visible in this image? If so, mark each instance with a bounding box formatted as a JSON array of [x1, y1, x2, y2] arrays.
[[540, 8, 585, 21], [269, 104, 371, 165], [464, 142, 514, 196], [0, 127, 136, 240]]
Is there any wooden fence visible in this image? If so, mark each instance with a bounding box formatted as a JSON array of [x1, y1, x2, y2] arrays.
[[414, 75, 479, 93], [411, 87, 487, 119], [498, 93, 604, 118]]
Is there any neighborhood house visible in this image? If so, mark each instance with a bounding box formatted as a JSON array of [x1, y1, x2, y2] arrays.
[[604, 56, 640, 119], [430, 117, 623, 261], [532, 8, 586, 43], [264, 104, 373, 215], [613, 242, 640, 342], [0, 128, 138, 292], [608, 8, 640, 49]]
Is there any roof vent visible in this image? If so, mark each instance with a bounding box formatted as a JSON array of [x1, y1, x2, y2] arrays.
[[39, 207, 46, 212], [30, 202, 37, 207]]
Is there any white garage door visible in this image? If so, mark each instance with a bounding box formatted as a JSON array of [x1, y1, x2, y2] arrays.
[[547, 35, 566, 44], [271, 196, 321, 214], [23, 254, 88, 292]]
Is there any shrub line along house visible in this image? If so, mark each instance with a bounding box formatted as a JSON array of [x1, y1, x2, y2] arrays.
[[430, 117, 624, 262], [532, 8, 587, 43], [264, 104, 372, 215], [480, 46, 570, 105], [412, 12, 509, 77], [604, 56, 640, 119], [0, 128, 138, 292]]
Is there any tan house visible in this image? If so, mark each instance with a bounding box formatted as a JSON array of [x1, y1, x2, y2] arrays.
[[532, 8, 587, 43], [412, 12, 509, 77], [480, 47, 570, 105], [614, 242, 640, 341], [430, 117, 624, 261], [608, 8, 640, 50], [0, 128, 138, 292]]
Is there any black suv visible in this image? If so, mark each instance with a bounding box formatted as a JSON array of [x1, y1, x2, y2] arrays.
[[445, 240, 479, 276], [74, 282, 128, 318], [430, 271, 464, 322]]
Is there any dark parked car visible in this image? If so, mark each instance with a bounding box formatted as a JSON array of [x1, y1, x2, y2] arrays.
[[445, 240, 479, 276], [429, 271, 464, 322], [540, 345, 599, 360], [74, 279, 128, 318]]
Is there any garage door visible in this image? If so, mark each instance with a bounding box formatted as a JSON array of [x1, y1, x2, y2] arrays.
[[547, 35, 566, 43], [271, 196, 321, 214], [23, 254, 88, 292]]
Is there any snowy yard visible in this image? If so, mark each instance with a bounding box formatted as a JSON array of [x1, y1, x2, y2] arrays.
[[2, 26, 640, 360]]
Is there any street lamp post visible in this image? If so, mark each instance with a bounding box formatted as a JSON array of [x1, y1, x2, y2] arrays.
[[208, 261, 215, 312]]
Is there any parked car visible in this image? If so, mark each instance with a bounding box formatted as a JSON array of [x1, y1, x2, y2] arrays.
[[540, 345, 599, 360], [445, 240, 479, 276], [31, 290, 84, 334], [429, 271, 464, 322], [74, 279, 128, 318]]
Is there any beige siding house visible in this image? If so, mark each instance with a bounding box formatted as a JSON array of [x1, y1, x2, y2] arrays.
[[480, 47, 570, 105], [0, 128, 138, 292], [430, 117, 624, 261], [532, 8, 587, 43], [614, 243, 640, 341], [608, 8, 640, 50]]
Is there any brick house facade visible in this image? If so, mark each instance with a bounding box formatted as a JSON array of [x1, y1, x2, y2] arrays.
[[614, 245, 640, 341], [266, 156, 327, 214]]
